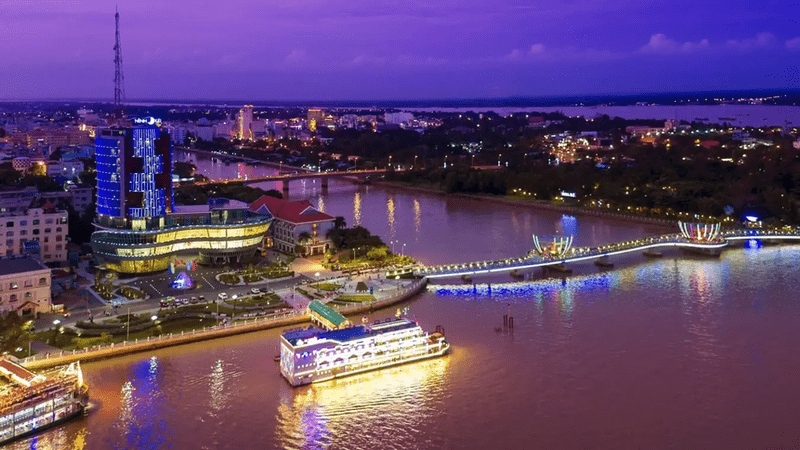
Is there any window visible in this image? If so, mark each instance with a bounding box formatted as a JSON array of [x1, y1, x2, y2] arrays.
[[19, 230, 26, 236], [32, 219, 40, 225], [19, 220, 27, 226], [9, 294, 17, 302], [56, 236, 62, 242], [10, 283, 18, 290], [43, 245, 49, 251], [44, 228, 51, 233], [5, 231, 12, 236], [5, 221, 12, 227], [24, 280, 32, 287], [24, 292, 32, 299], [33, 229, 40, 235], [56, 227, 62, 232], [59, 217, 67, 224], [45, 218, 53, 224], [39, 278, 47, 286]]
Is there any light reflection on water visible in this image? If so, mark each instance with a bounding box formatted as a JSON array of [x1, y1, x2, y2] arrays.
[[276, 357, 450, 450]]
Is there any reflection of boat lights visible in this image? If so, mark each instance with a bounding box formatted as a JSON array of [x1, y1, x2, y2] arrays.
[[277, 356, 449, 449]]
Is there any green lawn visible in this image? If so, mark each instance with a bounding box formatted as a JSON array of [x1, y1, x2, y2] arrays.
[[218, 273, 241, 284], [335, 294, 375, 303], [228, 293, 285, 307], [310, 282, 341, 292]]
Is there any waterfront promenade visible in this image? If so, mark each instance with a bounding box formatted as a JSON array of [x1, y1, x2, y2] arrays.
[[21, 278, 427, 370]]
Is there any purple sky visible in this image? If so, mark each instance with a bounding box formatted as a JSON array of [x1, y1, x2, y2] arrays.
[[2, 0, 799, 101]]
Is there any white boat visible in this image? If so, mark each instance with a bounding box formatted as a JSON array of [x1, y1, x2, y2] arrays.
[[279, 317, 449, 386]]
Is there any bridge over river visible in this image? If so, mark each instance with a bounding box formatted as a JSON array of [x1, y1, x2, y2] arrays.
[[416, 225, 800, 279], [194, 168, 398, 195]]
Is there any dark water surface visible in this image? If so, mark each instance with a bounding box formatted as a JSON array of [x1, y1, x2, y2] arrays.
[[14, 153, 800, 449]]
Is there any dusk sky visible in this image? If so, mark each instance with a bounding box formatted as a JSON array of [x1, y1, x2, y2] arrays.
[[2, 0, 800, 101]]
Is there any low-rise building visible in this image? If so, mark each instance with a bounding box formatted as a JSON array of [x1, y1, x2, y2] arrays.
[[250, 195, 335, 256], [0, 255, 52, 317], [0, 206, 68, 262]]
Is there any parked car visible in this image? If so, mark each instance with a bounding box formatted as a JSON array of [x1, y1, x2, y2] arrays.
[[218, 292, 228, 301], [198, 295, 206, 303], [250, 288, 261, 294], [190, 296, 198, 304]]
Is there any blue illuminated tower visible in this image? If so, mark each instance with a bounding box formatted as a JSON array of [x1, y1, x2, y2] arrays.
[[95, 122, 173, 229]]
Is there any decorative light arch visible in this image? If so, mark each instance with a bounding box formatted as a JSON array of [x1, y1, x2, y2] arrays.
[[533, 234, 574, 257], [678, 221, 721, 242]]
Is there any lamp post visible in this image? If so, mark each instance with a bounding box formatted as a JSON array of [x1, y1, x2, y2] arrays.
[[471, 154, 475, 167], [414, 155, 418, 169], [498, 154, 502, 166], [388, 155, 392, 169], [126, 307, 131, 342], [402, 243, 406, 256]]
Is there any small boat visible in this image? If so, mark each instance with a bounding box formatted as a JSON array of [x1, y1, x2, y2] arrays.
[[509, 270, 524, 280], [642, 249, 663, 257], [461, 274, 472, 283]]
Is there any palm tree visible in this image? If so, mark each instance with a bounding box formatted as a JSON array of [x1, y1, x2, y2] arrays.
[[297, 232, 312, 256], [334, 216, 346, 230]]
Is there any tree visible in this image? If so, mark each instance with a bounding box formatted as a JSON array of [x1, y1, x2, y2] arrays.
[[334, 216, 346, 230]]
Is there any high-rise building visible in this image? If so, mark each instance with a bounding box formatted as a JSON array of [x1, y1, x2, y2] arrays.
[[307, 108, 324, 132], [237, 105, 254, 140], [95, 120, 173, 229], [91, 118, 272, 274]]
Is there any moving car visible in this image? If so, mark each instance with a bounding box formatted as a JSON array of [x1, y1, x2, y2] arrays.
[[250, 288, 261, 294], [218, 292, 228, 301]]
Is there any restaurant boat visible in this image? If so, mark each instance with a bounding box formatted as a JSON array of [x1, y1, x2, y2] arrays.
[[279, 305, 449, 387], [0, 358, 88, 445]]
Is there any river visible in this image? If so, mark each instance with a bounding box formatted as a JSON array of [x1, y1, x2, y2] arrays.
[[13, 152, 800, 449]]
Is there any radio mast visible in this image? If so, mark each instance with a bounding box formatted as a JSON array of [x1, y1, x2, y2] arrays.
[[113, 6, 125, 120]]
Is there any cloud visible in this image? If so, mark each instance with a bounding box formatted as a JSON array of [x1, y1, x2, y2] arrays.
[[786, 37, 800, 51], [529, 44, 545, 55], [725, 32, 775, 50], [281, 49, 312, 68], [640, 34, 709, 54]]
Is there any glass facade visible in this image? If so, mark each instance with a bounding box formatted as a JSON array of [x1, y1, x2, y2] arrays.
[[94, 125, 173, 221], [95, 133, 123, 217]]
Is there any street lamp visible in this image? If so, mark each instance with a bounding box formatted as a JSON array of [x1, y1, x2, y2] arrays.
[[498, 154, 502, 166], [388, 155, 392, 169], [414, 155, 418, 169], [402, 243, 406, 256]]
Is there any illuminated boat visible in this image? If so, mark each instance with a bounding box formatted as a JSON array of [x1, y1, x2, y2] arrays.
[[279, 316, 449, 387], [0, 359, 88, 445]]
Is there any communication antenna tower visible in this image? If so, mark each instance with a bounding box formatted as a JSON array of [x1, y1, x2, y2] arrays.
[[113, 6, 126, 119]]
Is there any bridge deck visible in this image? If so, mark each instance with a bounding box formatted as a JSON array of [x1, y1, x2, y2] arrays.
[[416, 229, 800, 279]]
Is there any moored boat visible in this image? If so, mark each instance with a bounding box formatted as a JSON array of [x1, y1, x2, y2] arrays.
[[0, 359, 88, 445], [279, 316, 449, 387]]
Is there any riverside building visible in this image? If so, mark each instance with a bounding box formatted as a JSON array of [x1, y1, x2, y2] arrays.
[[90, 120, 272, 273]]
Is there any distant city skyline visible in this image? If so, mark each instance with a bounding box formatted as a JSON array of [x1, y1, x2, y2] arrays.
[[2, 0, 799, 101]]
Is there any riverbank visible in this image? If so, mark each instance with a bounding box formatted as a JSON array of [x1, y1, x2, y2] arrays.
[[21, 279, 428, 370], [371, 180, 677, 229]]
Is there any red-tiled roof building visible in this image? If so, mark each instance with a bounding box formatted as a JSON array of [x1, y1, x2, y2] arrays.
[[250, 195, 335, 256]]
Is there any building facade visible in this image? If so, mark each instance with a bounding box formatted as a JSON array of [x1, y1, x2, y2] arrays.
[[237, 105, 254, 141], [95, 123, 173, 229], [250, 195, 335, 256], [0, 255, 52, 317], [0, 207, 68, 262]]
